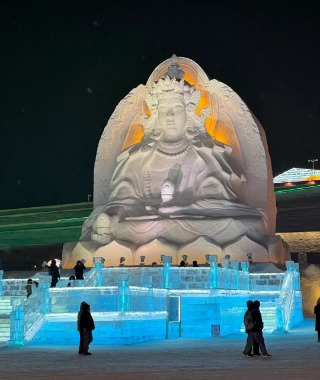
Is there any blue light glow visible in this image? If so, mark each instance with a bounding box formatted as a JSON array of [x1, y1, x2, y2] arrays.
[[1, 261, 303, 346]]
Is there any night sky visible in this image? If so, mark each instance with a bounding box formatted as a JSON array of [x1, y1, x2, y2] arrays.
[[1, 0, 320, 210]]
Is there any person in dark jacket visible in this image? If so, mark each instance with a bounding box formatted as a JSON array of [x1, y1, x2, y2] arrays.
[[243, 300, 272, 357], [79, 302, 95, 355], [77, 301, 87, 354], [243, 300, 260, 356], [25, 279, 33, 298], [48, 259, 60, 288], [74, 260, 86, 280], [314, 297, 320, 342]]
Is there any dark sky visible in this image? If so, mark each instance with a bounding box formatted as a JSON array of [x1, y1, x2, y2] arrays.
[[1, 0, 320, 210]]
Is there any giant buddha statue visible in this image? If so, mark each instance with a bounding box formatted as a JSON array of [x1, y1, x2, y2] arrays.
[[62, 55, 290, 267]]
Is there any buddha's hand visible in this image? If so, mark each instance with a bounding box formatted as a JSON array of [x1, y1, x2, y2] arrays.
[[91, 213, 118, 245], [145, 205, 159, 215], [158, 205, 181, 216]]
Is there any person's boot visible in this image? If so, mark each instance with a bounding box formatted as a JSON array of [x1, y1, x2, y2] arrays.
[[78, 347, 84, 354], [83, 349, 92, 355]]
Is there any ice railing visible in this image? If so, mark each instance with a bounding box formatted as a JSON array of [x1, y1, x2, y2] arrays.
[[9, 282, 50, 345], [7, 258, 302, 344], [8, 255, 251, 344], [9, 282, 168, 345], [78, 256, 252, 290]]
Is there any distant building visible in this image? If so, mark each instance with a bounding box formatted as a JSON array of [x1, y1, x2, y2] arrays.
[[273, 168, 320, 184]]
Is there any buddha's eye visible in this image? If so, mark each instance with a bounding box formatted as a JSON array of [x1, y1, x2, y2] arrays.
[[173, 105, 184, 112]]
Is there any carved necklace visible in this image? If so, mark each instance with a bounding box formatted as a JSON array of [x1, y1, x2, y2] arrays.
[[159, 139, 185, 148], [156, 142, 191, 158]]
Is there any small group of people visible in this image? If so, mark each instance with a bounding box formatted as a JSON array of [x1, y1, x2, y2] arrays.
[[47, 259, 86, 288], [243, 299, 272, 357], [179, 260, 199, 267], [77, 301, 95, 355]]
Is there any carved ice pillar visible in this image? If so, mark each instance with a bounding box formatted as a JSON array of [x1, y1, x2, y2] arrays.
[[162, 256, 172, 289], [94, 257, 105, 269], [221, 257, 230, 289], [240, 262, 250, 290], [118, 275, 130, 312], [230, 260, 239, 290], [286, 260, 295, 272], [208, 255, 218, 289], [94, 257, 105, 286], [9, 298, 25, 345]]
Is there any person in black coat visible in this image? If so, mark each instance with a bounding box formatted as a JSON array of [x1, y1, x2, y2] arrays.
[[243, 300, 260, 356], [48, 259, 60, 288], [243, 300, 272, 357], [314, 297, 320, 342], [79, 302, 95, 355], [74, 260, 86, 280], [25, 279, 33, 298]]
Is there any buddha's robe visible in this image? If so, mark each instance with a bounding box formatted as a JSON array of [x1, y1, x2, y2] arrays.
[[83, 139, 267, 246]]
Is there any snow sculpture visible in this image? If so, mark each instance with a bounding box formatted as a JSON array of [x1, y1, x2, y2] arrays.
[[62, 55, 290, 267]]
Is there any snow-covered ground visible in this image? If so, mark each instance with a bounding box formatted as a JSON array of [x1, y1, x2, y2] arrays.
[[0, 318, 318, 380]]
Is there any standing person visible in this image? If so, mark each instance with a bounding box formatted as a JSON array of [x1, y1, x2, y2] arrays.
[[77, 301, 86, 354], [243, 300, 260, 357], [243, 300, 272, 357], [314, 297, 320, 342], [74, 260, 86, 280], [25, 279, 33, 298], [79, 302, 95, 355], [48, 259, 60, 288]]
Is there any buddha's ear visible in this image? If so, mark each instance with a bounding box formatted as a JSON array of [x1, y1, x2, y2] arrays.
[[150, 125, 164, 141], [185, 122, 199, 140]]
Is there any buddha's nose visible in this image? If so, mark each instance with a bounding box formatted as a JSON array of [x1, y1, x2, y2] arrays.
[[166, 107, 174, 118]]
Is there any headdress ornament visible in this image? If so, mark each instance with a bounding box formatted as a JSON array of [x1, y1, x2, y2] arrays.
[[145, 77, 200, 110], [142, 54, 208, 135]]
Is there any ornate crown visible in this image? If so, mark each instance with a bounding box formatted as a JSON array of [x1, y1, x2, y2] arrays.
[[145, 76, 200, 110]]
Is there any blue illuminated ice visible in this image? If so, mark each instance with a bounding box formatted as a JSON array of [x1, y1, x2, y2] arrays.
[[2, 258, 303, 346]]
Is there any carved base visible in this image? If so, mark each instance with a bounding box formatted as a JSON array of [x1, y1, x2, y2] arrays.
[[62, 234, 290, 268]]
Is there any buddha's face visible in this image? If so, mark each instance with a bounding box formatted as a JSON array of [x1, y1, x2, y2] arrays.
[[158, 97, 187, 142]]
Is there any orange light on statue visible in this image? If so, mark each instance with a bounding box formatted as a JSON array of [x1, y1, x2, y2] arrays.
[[212, 128, 231, 146], [184, 73, 210, 115], [122, 123, 144, 151], [122, 66, 224, 151]]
